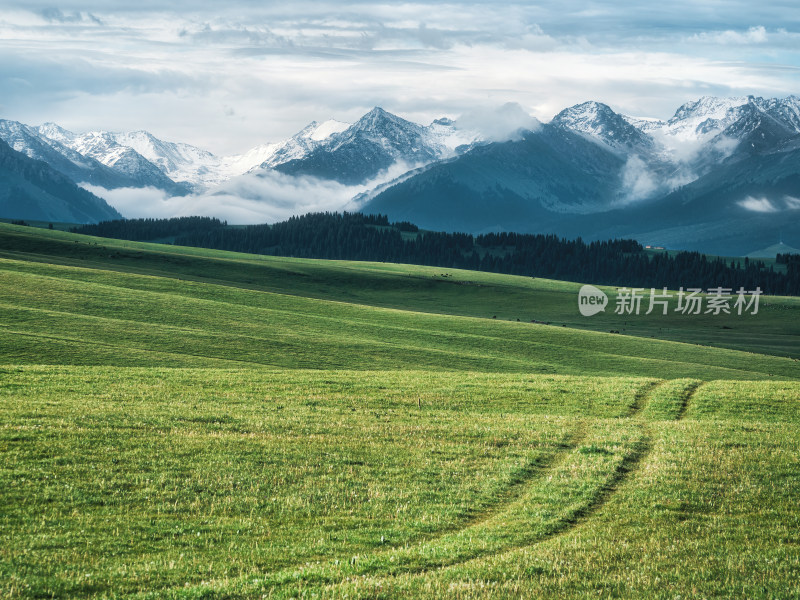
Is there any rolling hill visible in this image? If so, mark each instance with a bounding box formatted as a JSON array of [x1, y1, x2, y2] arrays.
[[1, 222, 798, 372]]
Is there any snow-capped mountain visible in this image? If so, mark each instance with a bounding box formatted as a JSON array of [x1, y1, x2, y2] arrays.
[[36, 126, 195, 194], [15, 108, 482, 197], [0, 119, 185, 193], [755, 95, 800, 132], [34, 119, 354, 192], [29, 122, 191, 194], [102, 123, 348, 190], [67, 131, 189, 193], [218, 120, 351, 180], [619, 95, 800, 173], [308, 119, 352, 142], [36, 122, 77, 145], [551, 101, 654, 155], [658, 96, 752, 140], [359, 95, 800, 255], [108, 130, 220, 190], [275, 107, 483, 184], [621, 116, 666, 134], [626, 95, 800, 150], [424, 117, 483, 154], [1, 119, 100, 179]]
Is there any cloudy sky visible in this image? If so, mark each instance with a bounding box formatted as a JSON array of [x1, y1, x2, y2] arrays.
[[2, 1, 799, 155]]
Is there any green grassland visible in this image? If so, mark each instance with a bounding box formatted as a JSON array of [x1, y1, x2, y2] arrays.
[[1, 224, 798, 362], [1, 223, 799, 598]]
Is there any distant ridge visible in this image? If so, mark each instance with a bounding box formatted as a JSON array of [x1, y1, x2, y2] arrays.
[[0, 138, 121, 223], [746, 242, 800, 259]]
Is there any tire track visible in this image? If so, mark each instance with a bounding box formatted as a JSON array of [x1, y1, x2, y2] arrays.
[[180, 382, 680, 598], [323, 384, 661, 586], [437, 379, 702, 572], [452, 421, 588, 533], [626, 379, 662, 417], [143, 422, 591, 600], [506, 384, 659, 553], [674, 380, 704, 421]]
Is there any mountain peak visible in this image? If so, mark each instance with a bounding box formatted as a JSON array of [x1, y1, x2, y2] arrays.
[[551, 101, 651, 153], [338, 107, 424, 143], [37, 122, 75, 143], [353, 107, 409, 130], [562, 100, 612, 113], [669, 96, 750, 124], [552, 101, 618, 127], [124, 130, 161, 142], [294, 121, 321, 141]]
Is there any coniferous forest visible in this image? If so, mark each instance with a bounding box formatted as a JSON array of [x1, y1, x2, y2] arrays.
[[72, 212, 800, 295]]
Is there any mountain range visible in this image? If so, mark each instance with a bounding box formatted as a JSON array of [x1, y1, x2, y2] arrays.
[[1, 96, 799, 255], [359, 96, 800, 255]]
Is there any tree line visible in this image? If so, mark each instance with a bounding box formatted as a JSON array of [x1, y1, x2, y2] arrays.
[[73, 212, 800, 295], [72, 216, 225, 241]]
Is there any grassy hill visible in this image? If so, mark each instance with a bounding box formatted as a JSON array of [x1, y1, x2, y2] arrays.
[[1, 222, 798, 598], [1, 223, 798, 366]]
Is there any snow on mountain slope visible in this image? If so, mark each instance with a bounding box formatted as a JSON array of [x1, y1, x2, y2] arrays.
[[255, 121, 342, 169], [424, 118, 483, 156], [323, 107, 431, 156], [274, 107, 492, 185], [1, 119, 184, 192], [221, 143, 282, 176], [621, 96, 800, 170], [551, 101, 654, 154], [37, 122, 77, 145], [662, 96, 751, 140], [2, 120, 92, 170], [274, 108, 448, 184], [308, 119, 350, 141], [621, 115, 666, 133], [33, 118, 354, 192], [64, 131, 188, 192], [217, 119, 353, 180], [754, 95, 800, 133], [27, 110, 485, 194], [69, 131, 131, 167], [110, 131, 220, 188]]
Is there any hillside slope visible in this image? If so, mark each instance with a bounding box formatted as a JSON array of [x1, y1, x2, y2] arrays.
[[1, 223, 797, 374], [0, 140, 122, 223]]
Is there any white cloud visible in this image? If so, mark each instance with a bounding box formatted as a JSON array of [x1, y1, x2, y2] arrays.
[[81, 160, 423, 223], [650, 133, 740, 190], [80, 184, 187, 219], [690, 26, 769, 45], [1, 3, 799, 156], [784, 195, 800, 209], [738, 196, 779, 213], [710, 136, 740, 159], [619, 155, 658, 202], [454, 103, 540, 142]]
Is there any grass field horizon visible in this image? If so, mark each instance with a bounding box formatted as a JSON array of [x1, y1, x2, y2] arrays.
[[1, 223, 798, 598]]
